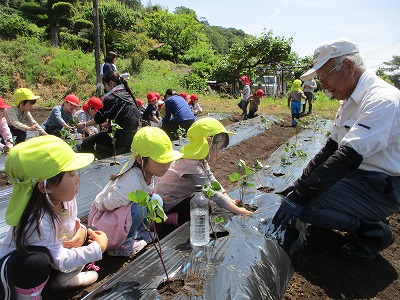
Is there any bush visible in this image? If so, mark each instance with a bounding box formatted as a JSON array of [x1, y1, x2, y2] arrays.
[[59, 32, 92, 52], [179, 73, 206, 93], [0, 11, 44, 40]]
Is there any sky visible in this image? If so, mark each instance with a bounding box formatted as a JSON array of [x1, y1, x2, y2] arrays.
[[151, 0, 400, 71]]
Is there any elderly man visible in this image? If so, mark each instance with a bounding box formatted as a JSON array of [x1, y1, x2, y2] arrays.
[[272, 39, 400, 262]]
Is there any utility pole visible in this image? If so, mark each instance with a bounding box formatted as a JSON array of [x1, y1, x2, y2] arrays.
[[93, 0, 101, 96]]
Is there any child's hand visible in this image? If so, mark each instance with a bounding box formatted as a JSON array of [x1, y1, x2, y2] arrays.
[[62, 220, 86, 248], [237, 206, 253, 216], [87, 228, 108, 253]]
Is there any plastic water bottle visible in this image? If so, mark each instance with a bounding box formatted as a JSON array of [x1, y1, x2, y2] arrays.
[[59, 209, 75, 242], [190, 185, 210, 246]]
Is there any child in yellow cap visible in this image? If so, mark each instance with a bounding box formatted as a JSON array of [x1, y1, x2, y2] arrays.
[[0, 136, 108, 299], [5, 88, 47, 144], [287, 79, 307, 126], [88, 126, 183, 257], [154, 117, 252, 228]]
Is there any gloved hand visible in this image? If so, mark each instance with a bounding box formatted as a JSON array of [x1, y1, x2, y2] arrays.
[[272, 196, 304, 230], [275, 184, 296, 196]]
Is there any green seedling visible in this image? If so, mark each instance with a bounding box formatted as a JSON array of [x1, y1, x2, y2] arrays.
[[229, 159, 264, 203], [108, 120, 122, 166], [176, 125, 187, 145], [128, 190, 170, 287], [60, 128, 79, 149], [202, 180, 226, 238]]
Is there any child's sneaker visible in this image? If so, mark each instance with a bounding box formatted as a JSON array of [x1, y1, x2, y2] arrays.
[[51, 270, 98, 291], [136, 230, 157, 244], [107, 238, 147, 257]]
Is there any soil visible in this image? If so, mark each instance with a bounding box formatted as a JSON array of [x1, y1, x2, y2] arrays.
[[3, 107, 400, 299]]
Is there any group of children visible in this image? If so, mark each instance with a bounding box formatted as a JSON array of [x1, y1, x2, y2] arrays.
[[0, 87, 105, 157], [0, 112, 253, 299]]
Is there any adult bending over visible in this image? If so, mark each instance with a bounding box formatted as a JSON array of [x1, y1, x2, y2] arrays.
[[272, 39, 400, 262], [77, 71, 140, 159], [161, 89, 195, 140]]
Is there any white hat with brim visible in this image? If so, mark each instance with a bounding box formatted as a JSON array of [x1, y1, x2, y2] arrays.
[[300, 39, 359, 81]]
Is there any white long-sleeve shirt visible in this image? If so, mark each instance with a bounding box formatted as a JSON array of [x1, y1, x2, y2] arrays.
[[0, 199, 102, 272], [94, 167, 154, 211]]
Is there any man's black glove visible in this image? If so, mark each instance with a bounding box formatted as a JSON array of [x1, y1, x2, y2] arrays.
[[275, 184, 296, 196], [272, 196, 304, 229]]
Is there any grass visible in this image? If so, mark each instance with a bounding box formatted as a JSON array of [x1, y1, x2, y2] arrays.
[[198, 91, 339, 121]]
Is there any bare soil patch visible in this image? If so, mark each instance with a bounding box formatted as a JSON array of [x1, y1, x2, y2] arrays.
[[3, 108, 399, 299]]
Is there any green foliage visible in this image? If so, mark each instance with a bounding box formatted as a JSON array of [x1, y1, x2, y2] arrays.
[[126, 59, 189, 96], [203, 180, 222, 198], [128, 190, 167, 224], [60, 127, 79, 149], [190, 61, 214, 79], [181, 41, 217, 65], [117, 31, 155, 72], [203, 25, 248, 55], [179, 73, 206, 93], [108, 120, 123, 165], [0, 37, 96, 93], [377, 55, 400, 88], [227, 31, 292, 76], [176, 125, 187, 144], [0, 10, 45, 40], [229, 159, 263, 202], [59, 32, 92, 51], [145, 10, 207, 63]]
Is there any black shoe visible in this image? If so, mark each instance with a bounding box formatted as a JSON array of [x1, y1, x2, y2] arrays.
[[340, 222, 394, 262]]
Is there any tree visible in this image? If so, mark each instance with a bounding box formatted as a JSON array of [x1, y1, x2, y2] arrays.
[[381, 55, 400, 88], [214, 31, 292, 85], [145, 10, 207, 63]]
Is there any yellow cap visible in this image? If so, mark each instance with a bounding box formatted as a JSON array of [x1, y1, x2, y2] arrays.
[[5, 135, 94, 226], [131, 127, 183, 164], [291, 79, 302, 92], [180, 117, 234, 160], [13, 88, 40, 106]]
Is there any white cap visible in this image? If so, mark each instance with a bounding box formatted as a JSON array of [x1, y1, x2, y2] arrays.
[[300, 39, 359, 81]]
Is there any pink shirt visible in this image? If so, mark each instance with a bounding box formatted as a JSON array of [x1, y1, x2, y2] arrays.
[[0, 117, 13, 150]]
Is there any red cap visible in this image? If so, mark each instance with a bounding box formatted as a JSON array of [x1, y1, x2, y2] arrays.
[[256, 89, 264, 98], [136, 98, 144, 108], [190, 94, 198, 101], [83, 97, 103, 112], [239, 75, 250, 85], [178, 92, 189, 101], [154, 92, 161, 100], [0, 97, 11, 109], [189, 94, 199, 104], [64, 94, 79, 106], [146, 92, 157, 102]]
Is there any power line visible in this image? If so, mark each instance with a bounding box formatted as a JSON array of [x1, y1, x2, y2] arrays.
[[363, 37, 400, 57], [353, 13, 400, 44]]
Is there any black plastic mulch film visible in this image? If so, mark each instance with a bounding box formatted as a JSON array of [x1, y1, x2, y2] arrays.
[[82, 118, 332, 300]]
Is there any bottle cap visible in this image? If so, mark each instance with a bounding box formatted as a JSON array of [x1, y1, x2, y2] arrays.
[[195, 185, 202, 192]]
